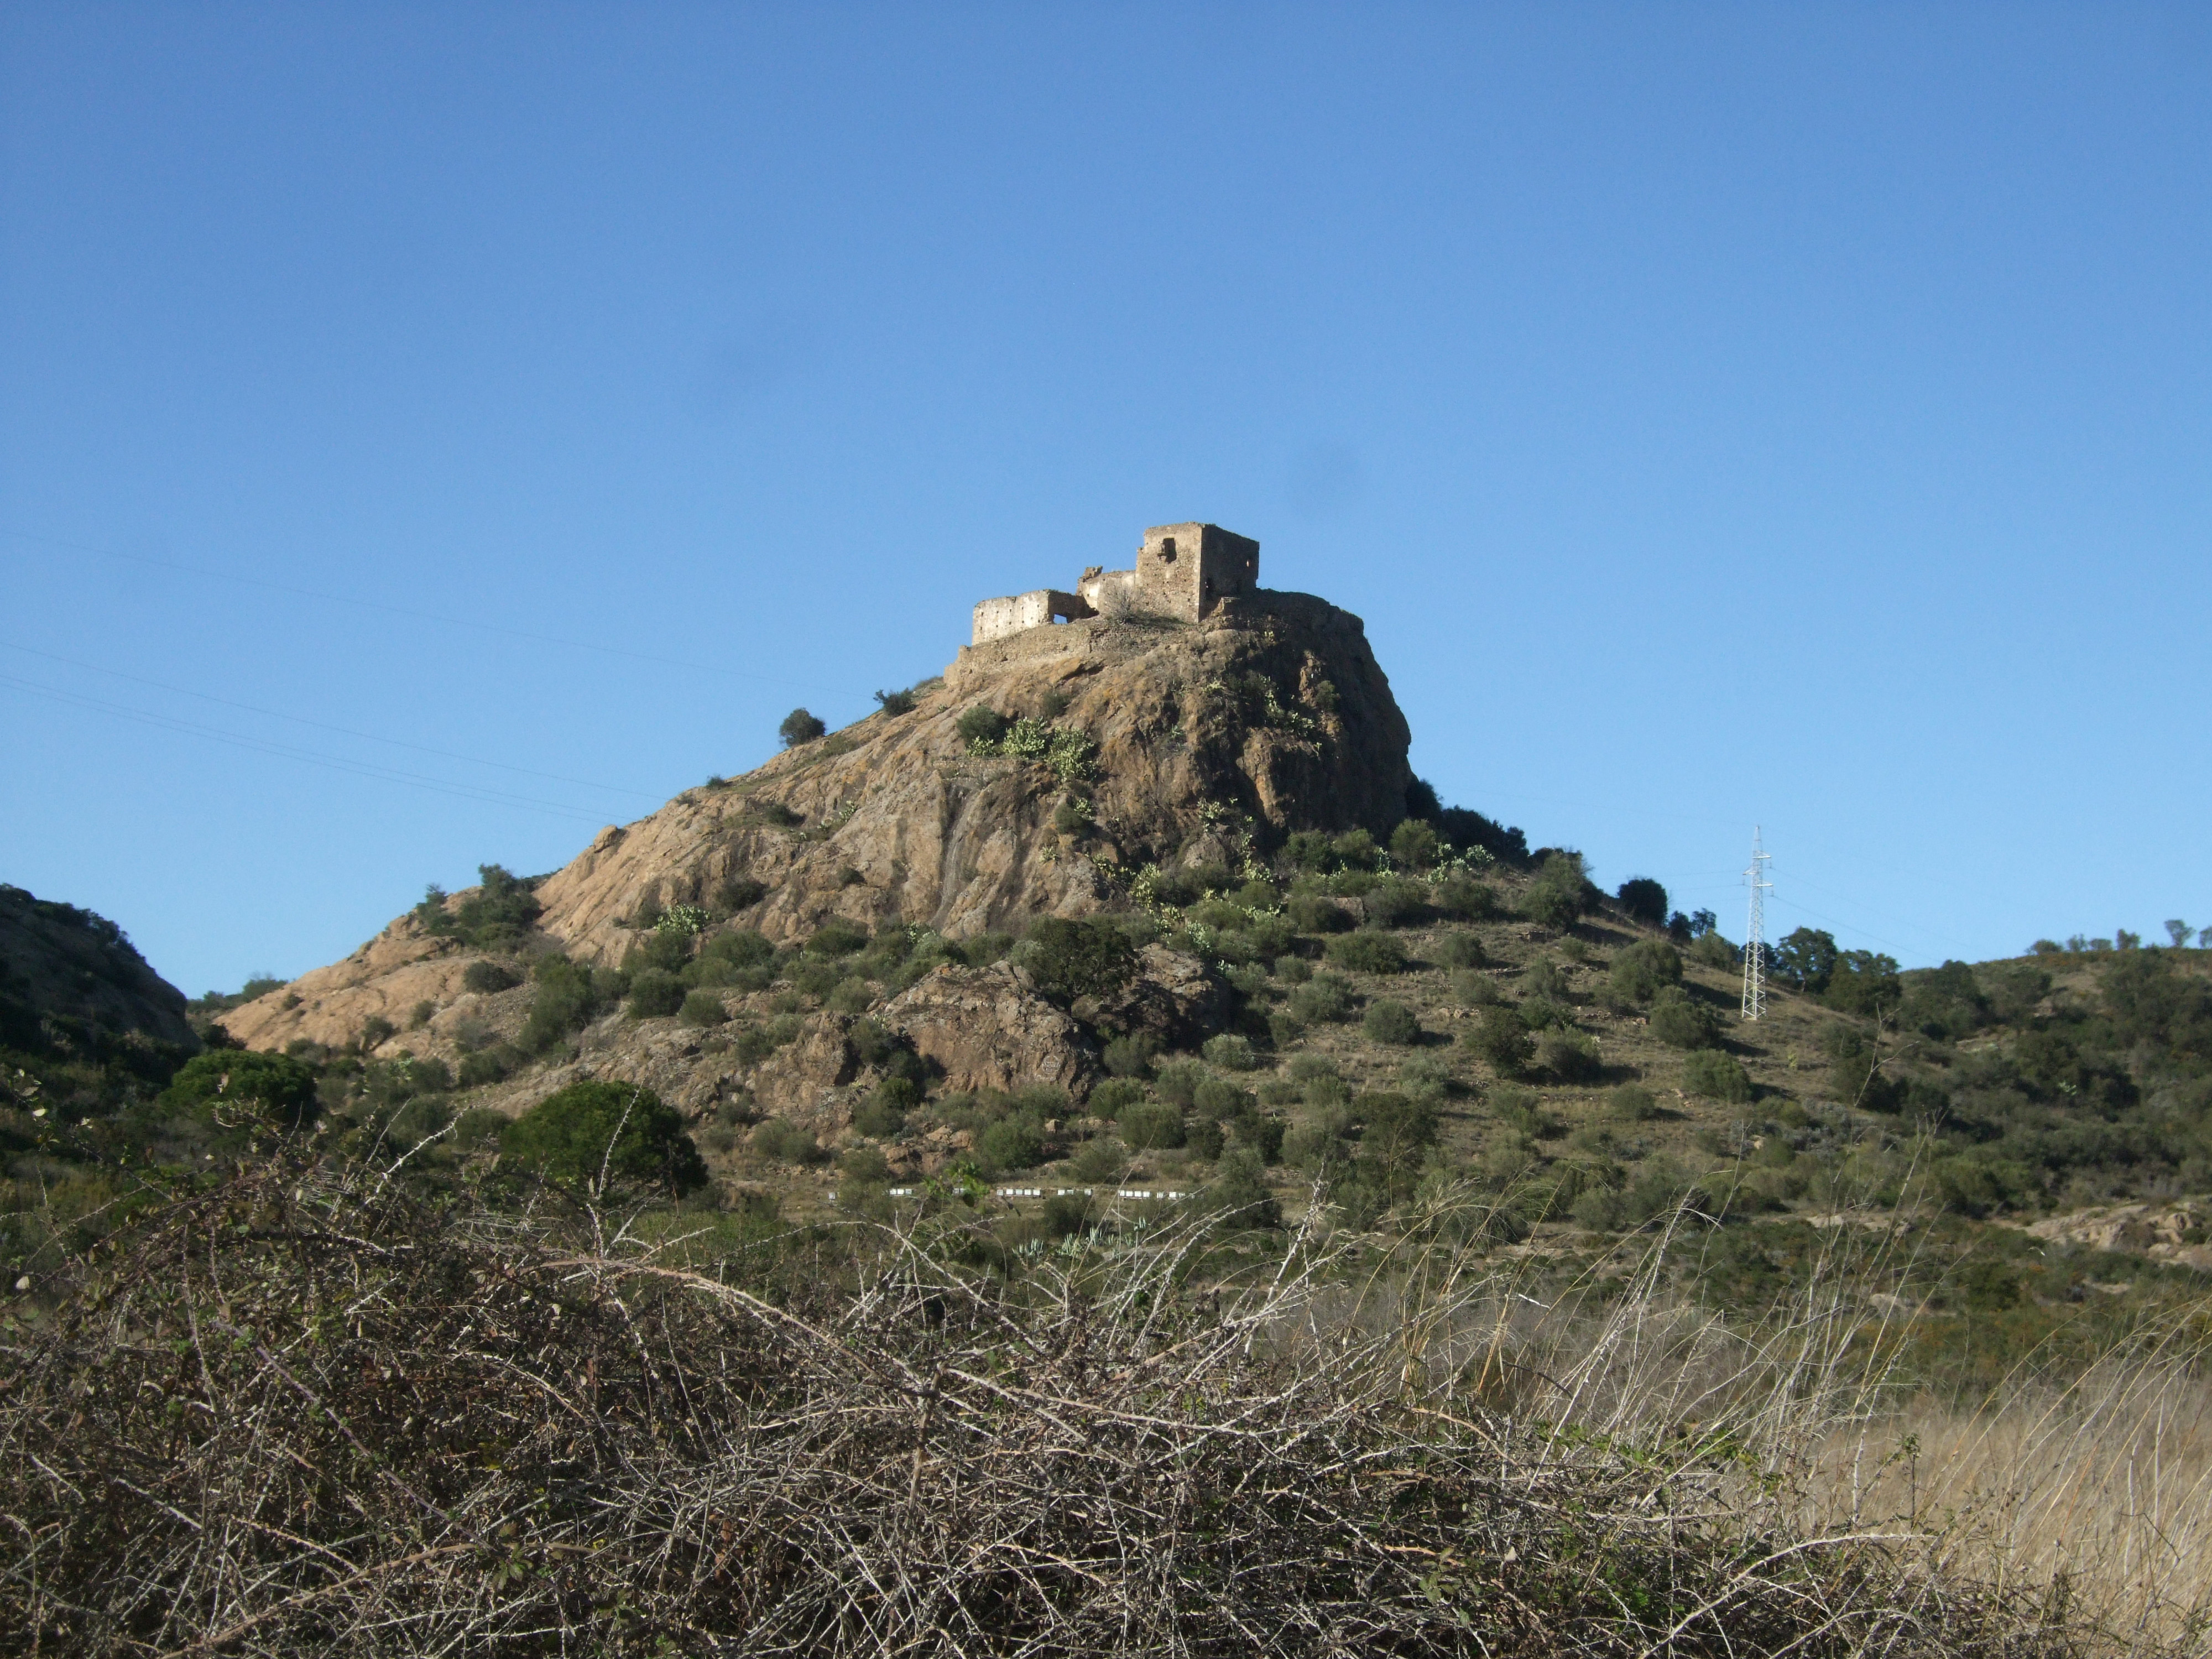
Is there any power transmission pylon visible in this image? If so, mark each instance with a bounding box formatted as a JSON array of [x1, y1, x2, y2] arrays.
[[1741, 828, 1772, 1021]]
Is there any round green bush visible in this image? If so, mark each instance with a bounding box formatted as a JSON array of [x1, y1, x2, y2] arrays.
[[751, 1117, 823, 1163], [158, 1050, 321, 1131], [1363, 878, 1429, 928], [501, 1081, 707, 1193], [1201, 1033, 1258, 1072], [1326, 930, 1408, 974], [1361, 999, 1422, 1045], [1539, 1030, 1602, 1082], [1192, 1075, 1253, 1119], [1087, 1078, 1146, 1119], [976, 1115, 1045, 1171], [1607, 1083, 1660, 1121], [1607, 940, 1683, 1006], [1286, 893, 1354, 935], [1682, 1048, 1753, 1103], [1153, 1059, 1208, 1107], [1102, 1034, 1157, 1077], [627, 969, 687, 1019], [1648, 986, 1720, 1050], [1465, 1005, 1534, 1076], [1436, 932, 1486, 969], [462, 959, 521, 995], [1288, 973, 1357, 1024], [1432, 874, 1498, 920], [1186, 1117, 1224, 1159], [679, 988, 731, 1027], [1118, 1100, 1186, 1150]]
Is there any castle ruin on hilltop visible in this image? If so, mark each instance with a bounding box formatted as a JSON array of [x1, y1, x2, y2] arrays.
[[971, 522, 1260, 645]]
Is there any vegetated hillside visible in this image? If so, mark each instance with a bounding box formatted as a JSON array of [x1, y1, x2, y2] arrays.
[[218, 588, 1415, 1057], [8, 585, 2212, 1648], [1, 882, 198, 1124]]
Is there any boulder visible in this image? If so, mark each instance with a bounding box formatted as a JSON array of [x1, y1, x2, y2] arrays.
[[1078, 944, 1233, 1048], [880, 963, 1100, 1100]]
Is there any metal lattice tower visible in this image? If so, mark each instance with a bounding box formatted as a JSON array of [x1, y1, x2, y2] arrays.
[[1741, 828, 1772, 1021]]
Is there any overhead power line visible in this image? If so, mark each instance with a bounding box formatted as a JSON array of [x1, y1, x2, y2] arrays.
[[1, 673, 616, 823], [0, 639, 662, 801], [3, 525, 842, 696]]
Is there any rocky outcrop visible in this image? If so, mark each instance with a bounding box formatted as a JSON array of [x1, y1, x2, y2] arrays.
[[2025, 1201, 2212, 1271], [1078, 944, 1234, 1050], [218, 587, 1411, 1091], [879, 963, 1100, 1100]]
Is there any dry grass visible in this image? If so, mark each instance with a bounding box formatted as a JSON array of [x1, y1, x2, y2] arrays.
[[1810, 1323, 2212, 1652], [0, 1162, 2183, 1656]]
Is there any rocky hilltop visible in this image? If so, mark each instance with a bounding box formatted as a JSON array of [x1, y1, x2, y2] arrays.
[[217, 588, 1411, 1134]]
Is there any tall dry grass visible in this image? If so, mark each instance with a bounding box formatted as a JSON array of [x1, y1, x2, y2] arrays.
[[0, 1159, 2199, 1655]]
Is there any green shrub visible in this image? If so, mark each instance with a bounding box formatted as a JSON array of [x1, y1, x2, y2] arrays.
[[751, 1117, 825, 1164], [1540, 1031, 1602, 1083], [679, 989, 731, 1027], [1097, 1036, 1154, 1083], [1088, 1078, 1146, 1119], [1682, 1048, 1752, 1102], [805, 918, 869, 958], [1193, 1076, 1252, 1119], [1231, 1110, 1285, 1164], [1362, 999, 1422, 1045], [519, 954, 622, 1053], [457, 1047, 517, 1088], [1436, 932, 1486, 969], [1607, 941, 1682, 1006], [1288, 973, 1357, 1024], [1615, 877, 1669, 930], [1648, 987, 1720, 1050], [1016, 917, 1138, 1004], [852, 1094, 906, 1138], [977, 1115, 1045, 1171], [1186, 1117, 1224, 1159], [874, 688, 918, 717], [1466, 1006, 1533, 1076], [1607, 1083, 1660, 1121], [1154, 1059, 1207, 1107], [1202, 1033, 1258, 1072], [714, 876, 769, 913], [1282, 1109, 1350, 1171], [1286, 893, 1353, 934], [1448, 969, 1501, 1008], [1432, 875, 1498, 920], [1388, 819, 1440, 872], [159, 1051, 321, 1131], [1274, 955, 1312, 985], [779, 708, 826, 747], [502, 1081, 707, 1194], [1364, 878, 1428, 928], [1267, 1010, 1306, 1048], [413, 864, 544, 951], [1118, 1100, 1186, 1150], [1521, 958, 1571, 1003], [1327, 930, 1408, 974], [827, 977, 874, 1015], [462, 959, 520, 995], [627, 969, 687, 1020], [1517, 851, 1596, 931], [1331, 830, 1380, 870], [956, 706, 1010, 748], [840, 1145, 893, 1187], [1687, 931, 1740, 971]]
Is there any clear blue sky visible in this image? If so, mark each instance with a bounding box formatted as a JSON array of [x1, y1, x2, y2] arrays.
[[4, 4, 2207, 997]]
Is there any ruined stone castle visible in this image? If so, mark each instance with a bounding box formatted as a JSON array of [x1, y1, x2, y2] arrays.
[[971, 522, 1260, 646]]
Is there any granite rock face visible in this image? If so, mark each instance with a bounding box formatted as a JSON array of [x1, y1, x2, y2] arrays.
[[879, 963, 1101, 1100], [217, 589, 1412, 1114]]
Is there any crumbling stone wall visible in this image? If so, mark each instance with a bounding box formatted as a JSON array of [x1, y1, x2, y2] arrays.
[[974, 523, 1259, 643], [971, 588, 1093, 646]]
